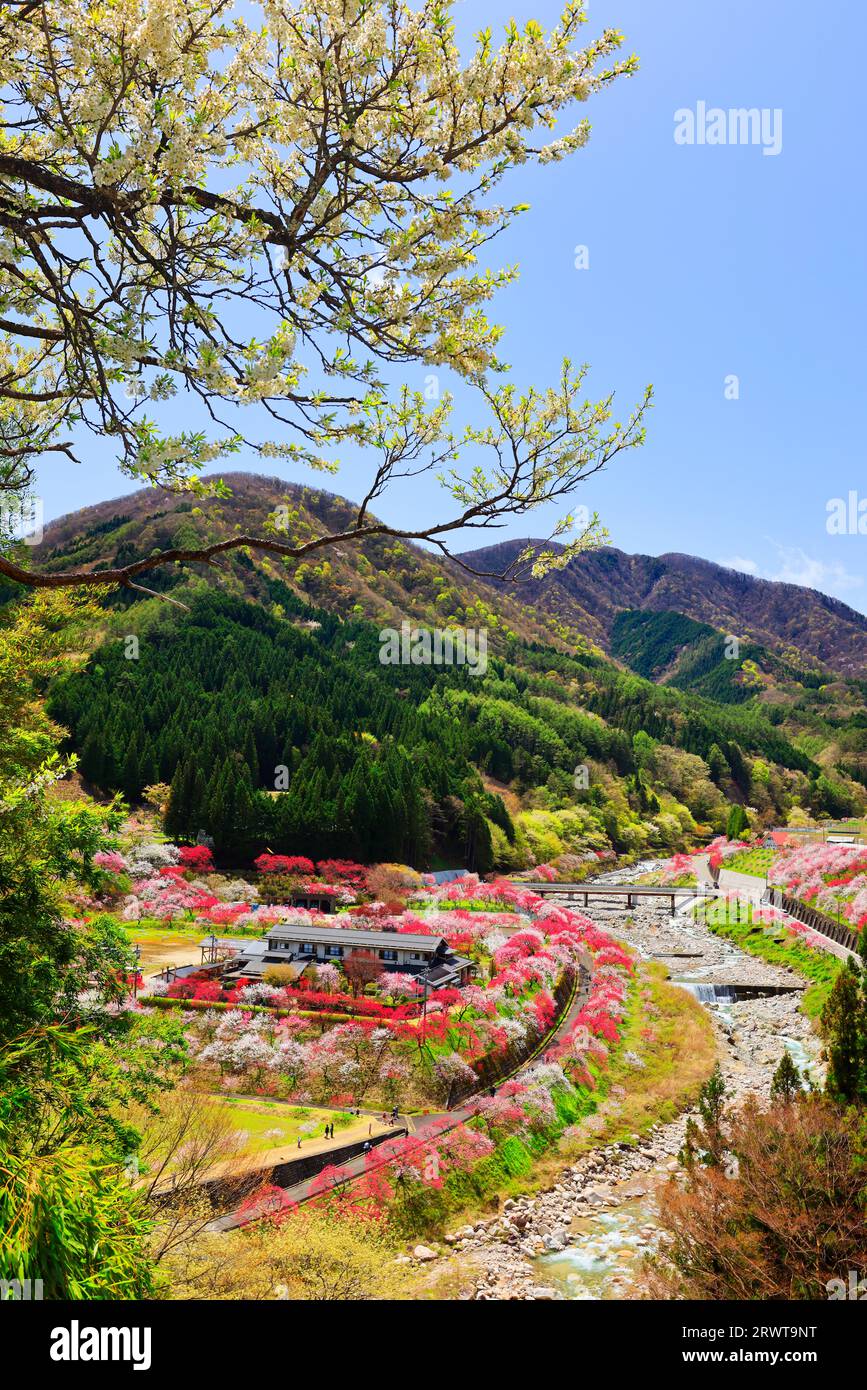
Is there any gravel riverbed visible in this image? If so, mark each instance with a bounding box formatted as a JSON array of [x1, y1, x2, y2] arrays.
[[426, 864, 824, 1301]]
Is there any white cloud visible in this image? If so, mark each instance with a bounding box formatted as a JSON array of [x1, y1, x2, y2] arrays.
[[718, 543, 863, 600], [767, 543, 863, 594], [720, 555, 760, 576]]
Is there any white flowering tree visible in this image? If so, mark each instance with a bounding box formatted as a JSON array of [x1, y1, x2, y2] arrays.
[[430, 1050, 477, 1104], [0, 0, 649, 593]]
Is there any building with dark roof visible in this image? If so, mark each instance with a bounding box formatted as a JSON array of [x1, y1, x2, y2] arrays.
[[204, 922, 474, 989]]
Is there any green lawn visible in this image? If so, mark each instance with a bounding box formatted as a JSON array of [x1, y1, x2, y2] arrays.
[[212, 1097, 356, 1153], [723, 847, 777, 878], [124, 925, 203, 945], [697, 900, 842, 1018]]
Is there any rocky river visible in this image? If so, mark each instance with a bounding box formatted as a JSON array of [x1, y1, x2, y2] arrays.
[[435, 863, 827, 1301]]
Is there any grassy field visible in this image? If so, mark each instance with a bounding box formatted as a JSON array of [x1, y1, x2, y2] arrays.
[[722, 847, 777, 877], [697, 900, 843, 1018], [216, 1097, 356, 1153]]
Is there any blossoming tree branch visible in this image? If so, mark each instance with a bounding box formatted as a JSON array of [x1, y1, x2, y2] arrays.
[[0, 0, 650, 594]]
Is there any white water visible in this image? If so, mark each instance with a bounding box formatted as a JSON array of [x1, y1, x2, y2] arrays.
[[530, 864, 823, 1300], [538, 1202, 661, 1300]]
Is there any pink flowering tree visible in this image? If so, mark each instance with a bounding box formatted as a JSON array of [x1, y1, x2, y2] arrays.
[[311, 961, 341, 993]]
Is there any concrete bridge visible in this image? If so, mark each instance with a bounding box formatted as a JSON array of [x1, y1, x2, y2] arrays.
[[507, 880, 709, 916]]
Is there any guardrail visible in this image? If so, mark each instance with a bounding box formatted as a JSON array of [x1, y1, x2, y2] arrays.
[[763, 889, 861, 954]]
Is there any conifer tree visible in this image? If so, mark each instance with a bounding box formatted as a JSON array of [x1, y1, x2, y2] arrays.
[[770, 1052, 803, 1105], [822, 957, 867, 1105]]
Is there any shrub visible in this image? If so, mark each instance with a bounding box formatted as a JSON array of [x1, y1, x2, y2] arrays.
[[366, 863, 423, 902], [263, 965, 299, 988], [257, 874, 302, 905], [254, 854, 315, 876], [178, 845, 215, 872], [93, 850, 127, 873], [648, 1094, 867, 1299]]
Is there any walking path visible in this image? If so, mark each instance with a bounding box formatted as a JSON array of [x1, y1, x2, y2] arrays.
[[182, 1115, 400, 1193]]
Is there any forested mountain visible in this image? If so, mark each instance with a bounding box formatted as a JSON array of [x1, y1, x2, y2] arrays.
[[20, 475, 867, 868], [31, 473, 867, 676], [458, 539, 867, 678], [48, 584, 835, 870]]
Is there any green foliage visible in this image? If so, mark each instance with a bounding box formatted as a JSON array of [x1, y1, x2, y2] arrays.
[[0, 1029, 156, 1298], [46, 583, 832, 870], [821, 957, 867, 1105], [770, 1051, 804, 1105], [611, 609, 715, 680], [726, 803, 750, 839], [51, 593, 460, 866], [680, 1063, 727, 1169], [0, 596, 185, 1296]]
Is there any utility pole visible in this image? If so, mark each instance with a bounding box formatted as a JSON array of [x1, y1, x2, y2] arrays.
[[419, 971, 430, 1041]]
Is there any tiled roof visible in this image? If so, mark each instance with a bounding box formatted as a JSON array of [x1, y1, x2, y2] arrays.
[[267, 924, 447, 952]]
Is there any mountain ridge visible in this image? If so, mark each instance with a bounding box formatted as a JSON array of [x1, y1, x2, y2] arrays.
[[19, 472, 867, 861], [455, 537, 867, 678], [25, 472, 867, 679]]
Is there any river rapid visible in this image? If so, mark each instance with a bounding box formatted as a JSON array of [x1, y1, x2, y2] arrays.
[[444, 860, 824, 1301]]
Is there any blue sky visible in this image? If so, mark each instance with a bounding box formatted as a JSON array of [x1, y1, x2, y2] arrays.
[[38, 0, 867, 613]]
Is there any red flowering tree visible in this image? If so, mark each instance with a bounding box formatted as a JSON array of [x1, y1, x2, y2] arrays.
[[307, 1162, 353, 1203], [344, 949, 381, 997], [165, 978, 196, 999], [178, 844, 215, 873], [316, 859, 368, 890], [254, 853, 315, 876], [237, 1184, 297, 1227], [190, 979, 223, 1003]]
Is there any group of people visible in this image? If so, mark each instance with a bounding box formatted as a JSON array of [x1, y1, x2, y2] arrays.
[[296, 1121, 337, 1149], [368, 1107, 400, 1134], [295, 1108, 402, 1150]]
